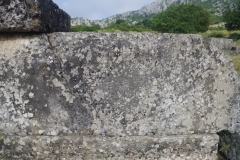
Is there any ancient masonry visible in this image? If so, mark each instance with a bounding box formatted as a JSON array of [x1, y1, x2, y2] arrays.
[[0, 0, 70, 32], [0, 1, 240, 160]]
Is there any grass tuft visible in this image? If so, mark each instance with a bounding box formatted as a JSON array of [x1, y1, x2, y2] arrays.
[[229, 55, 240, 75]]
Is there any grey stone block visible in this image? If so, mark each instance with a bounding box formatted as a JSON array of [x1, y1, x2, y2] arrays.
[[234, 46, 240, 55], [0, 32, 239, 159], [208, 38, 233, 50], [0, 0, 70, 32], [2, 134, 219, 159]]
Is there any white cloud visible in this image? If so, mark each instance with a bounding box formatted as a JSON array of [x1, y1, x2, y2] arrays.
[[52, 0, 155, 20]]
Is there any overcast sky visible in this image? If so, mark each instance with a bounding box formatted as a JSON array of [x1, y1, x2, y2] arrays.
[[52, 0, 155, 20]]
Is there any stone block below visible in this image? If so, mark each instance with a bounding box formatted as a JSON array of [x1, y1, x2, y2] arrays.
[[208, 38, 233, 50], [1, 134, 218, 160]]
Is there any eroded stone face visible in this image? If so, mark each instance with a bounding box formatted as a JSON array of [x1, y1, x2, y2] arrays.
[[0, 32, 239, 138], [0, 0, 70, 32]]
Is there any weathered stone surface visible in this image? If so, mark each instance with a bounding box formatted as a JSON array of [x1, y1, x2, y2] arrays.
[[0, 32, 239, 159], [1, 134, 218, 160], [208, 38, 233, 50], [0, 0, 70, 32]]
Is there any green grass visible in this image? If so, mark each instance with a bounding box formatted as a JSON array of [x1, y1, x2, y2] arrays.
[[233, 39, 240, 46], [70, 24, 153, 33], [230, 55, 240, 74], [208, 26, 226, 31], [200, 29, 240, 44], [200, 29, 229, 38], [219, 144, 231, 152], [70, 25, 101, 32]]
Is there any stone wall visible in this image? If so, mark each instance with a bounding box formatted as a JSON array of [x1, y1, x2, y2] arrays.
[[0, 32, 239, 159], [0, 0, 70, 32]]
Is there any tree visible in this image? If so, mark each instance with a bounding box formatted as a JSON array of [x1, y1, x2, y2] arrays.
[[115, 19, 126, 24], [223, 1, 240, 31], [70, 24, 101, 32], [116, 22, 130, 31], [136, 19, 153, 28], [152, 4, 210, 33]]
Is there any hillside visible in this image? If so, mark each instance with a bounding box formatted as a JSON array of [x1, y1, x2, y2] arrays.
[[71, 0, 238, 27]]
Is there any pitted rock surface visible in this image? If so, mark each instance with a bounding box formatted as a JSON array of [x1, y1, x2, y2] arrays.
[[0, 32, 239, 159], [0, 0, 70, 32]]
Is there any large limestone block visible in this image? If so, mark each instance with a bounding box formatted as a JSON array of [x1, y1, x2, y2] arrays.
[[1, 134, 218, 159], [0, 32, 239, 159], [0, 0, 70, 32], [0, 32, 239, 136]]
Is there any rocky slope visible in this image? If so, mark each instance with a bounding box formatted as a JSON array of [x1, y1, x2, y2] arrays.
[[71, 0, 238, 27]]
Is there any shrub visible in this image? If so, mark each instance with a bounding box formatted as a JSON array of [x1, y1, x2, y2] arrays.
[[209, 32, 225, 38], [70, 24, 101, 32], [115, 19, 126, 24], [152, 4, 210, 33], [223, 0, 240, 31], [229, 33, 240, 40]]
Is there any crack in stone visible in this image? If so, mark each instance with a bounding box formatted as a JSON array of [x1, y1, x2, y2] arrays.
[[46, 34, 75, 100]]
